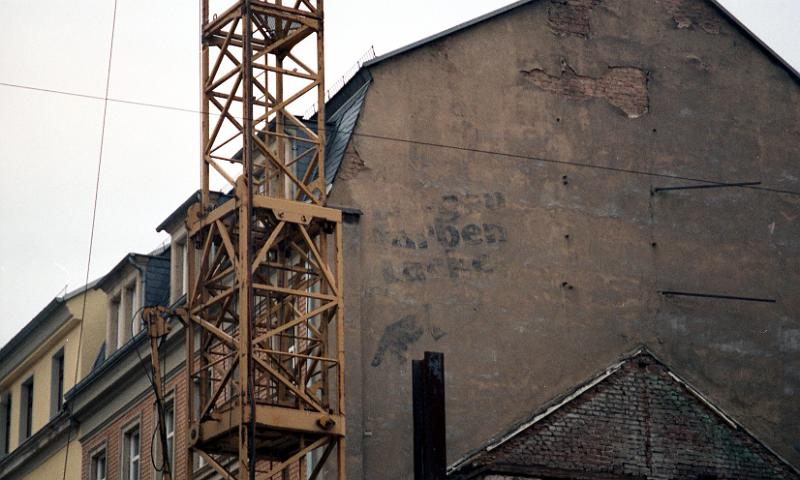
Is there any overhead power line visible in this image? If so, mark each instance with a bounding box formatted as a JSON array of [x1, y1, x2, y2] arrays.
[[61, 1, 119, 480], [0, 79, 798, 197]]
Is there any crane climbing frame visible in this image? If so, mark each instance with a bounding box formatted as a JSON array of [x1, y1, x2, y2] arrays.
[[145, 1, 346, 479]]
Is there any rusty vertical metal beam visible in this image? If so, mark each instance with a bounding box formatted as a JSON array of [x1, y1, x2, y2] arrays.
[[316, 0, 326, 202], [240, 1, 256, 478], [413, 352, 447, 480], [200, 0, 210, 210]]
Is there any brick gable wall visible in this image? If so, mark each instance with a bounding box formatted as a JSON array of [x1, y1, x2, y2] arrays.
[[459, 354, 799, 479]]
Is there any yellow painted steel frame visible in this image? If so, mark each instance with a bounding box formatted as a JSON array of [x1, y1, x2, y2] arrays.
[[185, 1, 345, 478]]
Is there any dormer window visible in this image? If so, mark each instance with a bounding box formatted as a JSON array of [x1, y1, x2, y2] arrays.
[[107, 275, 140, 354], [172, 236, 189, 303], [124, 282, 138, 336]]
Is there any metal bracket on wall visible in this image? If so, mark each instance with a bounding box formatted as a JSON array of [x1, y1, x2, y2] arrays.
[[651, 181, 761, 194], [659, 291, 776, 303]]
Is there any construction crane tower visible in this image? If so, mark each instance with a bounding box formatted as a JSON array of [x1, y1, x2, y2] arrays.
[[146, 1, 346, 479]]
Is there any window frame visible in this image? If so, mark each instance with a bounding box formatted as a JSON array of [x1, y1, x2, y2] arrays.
[[154, 395, 176, 479], [107, 272, 141, 354], [192, 378, 210, 472], [0, 391, 11, 456], [108, 295, 120, 353], [19, 376, 34, 442], [90, 444, 108, 480], [171, 233, 189, 303], [124, 282, 137, 337], [50, 347, 65, 418], [121, 421, 141, 480]]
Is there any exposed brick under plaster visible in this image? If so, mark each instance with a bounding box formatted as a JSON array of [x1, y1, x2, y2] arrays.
[[655, 0, 722, 33], [547, 0, 602, 37], [520, 59, 649, 118]]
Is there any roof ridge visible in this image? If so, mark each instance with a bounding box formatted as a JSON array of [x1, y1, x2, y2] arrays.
[[363, 0, 799, 83], [448, 345, 800, 476]]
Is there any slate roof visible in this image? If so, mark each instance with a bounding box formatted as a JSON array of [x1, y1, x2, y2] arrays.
[[155, 190, 230, 233], [96, 251, 170, 307], [144, 254, 170, 306], [449, 347, 800, 480], [0, 278, 101, 370], [297, 69, 372, 188]]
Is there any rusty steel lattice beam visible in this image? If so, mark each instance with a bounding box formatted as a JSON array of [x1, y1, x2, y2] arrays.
[[184, 1, 345, 479]]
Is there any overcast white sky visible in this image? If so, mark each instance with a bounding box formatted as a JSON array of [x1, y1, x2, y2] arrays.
[[0, 0, 798, 347]]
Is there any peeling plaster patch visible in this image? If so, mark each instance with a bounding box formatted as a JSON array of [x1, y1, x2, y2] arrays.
[[336, 143, 367, 181], [547, 0, 601, 37], [656, 0, 721, 34], [521, 59, 649, 118]]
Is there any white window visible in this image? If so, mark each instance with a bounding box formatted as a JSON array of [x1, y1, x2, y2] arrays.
[[172, 235, 190, 303], [192, 379, 208, 471], [155, 400, 175, 479], [124, 282, 137, 336], [123, 425, 140, 480], [105, 272, 140, 356], [91, 448, 107, 480]]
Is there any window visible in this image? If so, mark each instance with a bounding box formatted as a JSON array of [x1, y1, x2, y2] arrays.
[[108, 296, 120, 353], [110, 278, 139, 352], [124, 282, 137, 336], [0, 391, 11, 456], [192, 379, 209, 471], [91, 448, 107, 480], [123, 424, 141, 480], [155, 400, 175, 479], [51, 348, 65, 418], [19, 377, 33, 442], [173, 237, 188, 302]]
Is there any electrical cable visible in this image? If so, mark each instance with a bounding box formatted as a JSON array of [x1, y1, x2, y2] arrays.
[[1, 80, 798, 197], [128, 306, 171, 475], [60, 2, 118, 480]]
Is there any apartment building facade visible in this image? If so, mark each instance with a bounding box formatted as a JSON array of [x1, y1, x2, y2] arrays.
[[63, 199, 200, 480], [0, 284, 106, 480]]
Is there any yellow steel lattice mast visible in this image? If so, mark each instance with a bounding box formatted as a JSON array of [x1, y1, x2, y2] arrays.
[[184, 0, 345, 478]]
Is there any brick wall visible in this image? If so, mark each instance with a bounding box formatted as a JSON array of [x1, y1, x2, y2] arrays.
[[81, 368, 188, 480], [80, 362, 310, 480], [456, 353, 799, 479]]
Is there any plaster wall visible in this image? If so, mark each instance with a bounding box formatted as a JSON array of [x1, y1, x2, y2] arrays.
[[20, 438, 81, 480], [3, 323, 79, 452], [328, 0, 800, 477], [67, 288, 108, 379]]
